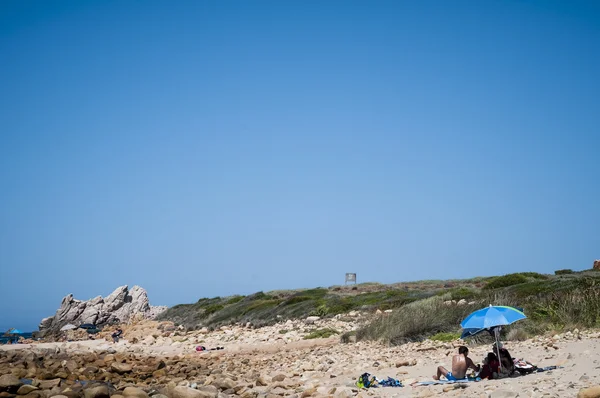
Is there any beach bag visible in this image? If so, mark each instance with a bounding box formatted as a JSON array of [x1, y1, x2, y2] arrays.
[[355, 373, 376, 388], [514, 359, 537, 375]]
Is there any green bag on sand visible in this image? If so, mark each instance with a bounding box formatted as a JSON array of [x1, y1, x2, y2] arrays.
[[356, 373, 377, 388]]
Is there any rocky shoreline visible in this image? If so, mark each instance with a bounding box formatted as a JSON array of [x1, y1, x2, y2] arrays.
[[2, 317, 600, 398], [37, 286, 166, 338]]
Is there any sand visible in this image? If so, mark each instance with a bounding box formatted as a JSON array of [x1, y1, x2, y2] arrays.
[[2, 331, 599, 397]]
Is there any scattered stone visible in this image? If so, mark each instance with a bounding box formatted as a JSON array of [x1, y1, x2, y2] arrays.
[[209, 377, 235, 391], [395, 359, 416, 367], [37, 380, 60, 390], [110, 362, 133, 374], [333, 387, 353, 398], [16, 386, 38, 395], [83, 385, 110, 398], [578, 386, 600, 398], [172, 386, 216, 398], [122, 387, 149, 398], [255, 377, 268, 387]]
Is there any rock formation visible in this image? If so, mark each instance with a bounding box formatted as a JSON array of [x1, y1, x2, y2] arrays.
[[594, 259, 600, 271], [39, 285, 167, 335]]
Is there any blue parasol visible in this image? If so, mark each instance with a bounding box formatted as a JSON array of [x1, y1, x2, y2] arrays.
[[460, 306, 527, 373], [461, 306, 526, 329]]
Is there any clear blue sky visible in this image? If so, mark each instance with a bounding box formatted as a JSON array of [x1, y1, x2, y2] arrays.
[[1, 0, 599, 332]]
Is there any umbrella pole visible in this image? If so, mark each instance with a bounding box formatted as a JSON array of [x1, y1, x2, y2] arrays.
[[495, 328, 503, 374]]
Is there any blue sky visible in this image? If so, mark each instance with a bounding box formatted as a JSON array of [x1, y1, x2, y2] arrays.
[[1, 0, 599, 332]]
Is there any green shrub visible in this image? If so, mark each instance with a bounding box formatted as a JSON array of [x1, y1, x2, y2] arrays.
[[299, 288, 328, 298], [243, 299, 282, 314], [226, 295, 245, 305], [449, 287, 478, 301], [310, 303, 329, 317], [355, 296, 478, 344], [528, 288, 600, 328], [483, 274, 528, 290], [244, 291, 274, 301], [202, 304, 224, 316], [516, 272, 548, 280], [321, 298, 354, 315], [304, 328, 339, 339], [283, 296, 313, 305], [555, 269, 574, 275], [278, 329, 289, 334], [197, 297, 221, 305], [510, 281, 553, 298], [430, 332, 460, 342]]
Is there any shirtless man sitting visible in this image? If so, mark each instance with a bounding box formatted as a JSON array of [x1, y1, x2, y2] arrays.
[[433, 346, 480, 381]]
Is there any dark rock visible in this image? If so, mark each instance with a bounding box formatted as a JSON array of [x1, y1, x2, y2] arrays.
[[0, 375, 23, 392]]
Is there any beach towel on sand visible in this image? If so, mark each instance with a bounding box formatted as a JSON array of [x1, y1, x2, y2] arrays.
[[416, 365, 562, 386], [416, 377, 479, 386]]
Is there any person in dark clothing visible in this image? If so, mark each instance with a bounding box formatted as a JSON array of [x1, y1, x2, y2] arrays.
[[493, 342, 515, 374], [479, 352, 500, 379], [112, 328, 123, 343]]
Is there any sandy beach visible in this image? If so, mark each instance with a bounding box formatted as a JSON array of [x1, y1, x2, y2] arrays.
[[2, 324, 599, 398]]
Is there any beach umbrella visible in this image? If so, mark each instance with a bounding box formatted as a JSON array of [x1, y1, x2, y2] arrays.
[[460, 327, 487, 339], [4, 329, 23, 344], [460, 306, 526, 373], [60, 324, 77, 331], [460, 306, 526, 330]]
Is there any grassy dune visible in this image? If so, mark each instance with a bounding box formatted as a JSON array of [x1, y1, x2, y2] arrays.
[[158, 269, 600, 343]]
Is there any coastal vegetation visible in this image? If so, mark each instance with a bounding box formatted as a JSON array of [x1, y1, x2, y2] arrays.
[[157, 269, 600, 344]]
